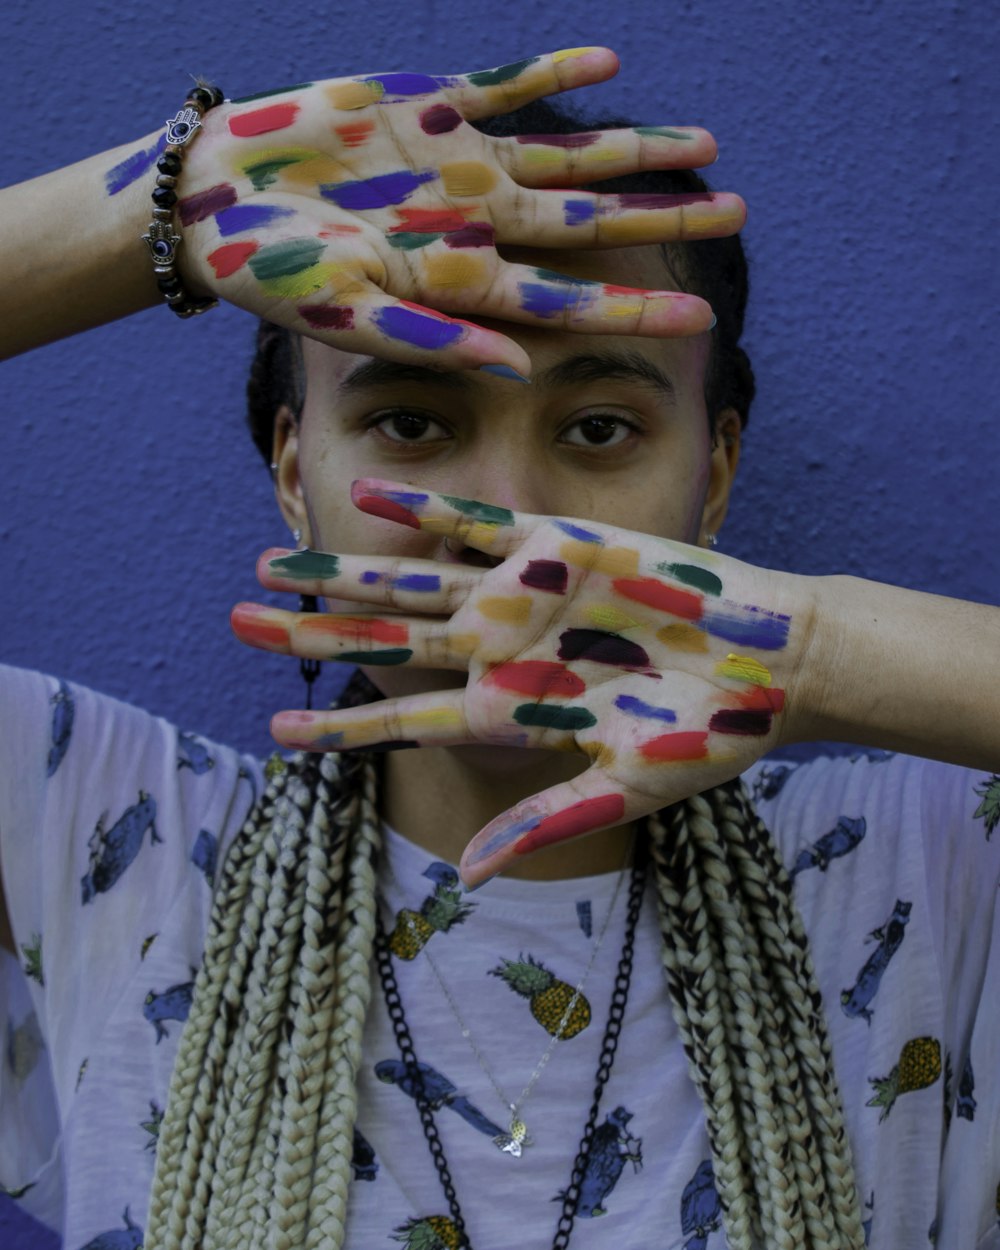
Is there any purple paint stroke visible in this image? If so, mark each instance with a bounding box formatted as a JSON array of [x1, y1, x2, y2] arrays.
[[360, 571, 381, 584], [214, 203, 295, 237], [519, 560, 568, 594], [467, 813, 542, 864], [515, 132, 601, 148], [611, 192, 715, 211], [558, 628, 651, 670], [393, 573, 441, 592], [179, 183, 238, 227], [443, 223, 496, 248], [518, 281, 598, 320], [554, 520, 603, 543], [373, 305, 465, 350], [104, 133, 167, 196], [320, 168, 438, 211], [420, 103, 463, 135], [614, 694, 677, 723], [704, 604, 791, 651], [364, 73, 443, 97], [564, 200, 596, 227]]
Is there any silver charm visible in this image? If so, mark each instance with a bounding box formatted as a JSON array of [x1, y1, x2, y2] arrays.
[[493, 1115, 531, 1156], [165, 106, 203, 146], [141, 218, 182, 266]]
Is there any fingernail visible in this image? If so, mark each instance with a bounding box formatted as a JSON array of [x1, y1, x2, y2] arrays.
[[708, 313, 717, 330], [463, 871, 498, 893], [479, 363, 531, 384]]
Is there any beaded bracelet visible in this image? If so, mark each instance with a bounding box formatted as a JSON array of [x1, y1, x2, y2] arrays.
[[141, 83, 225, 318]]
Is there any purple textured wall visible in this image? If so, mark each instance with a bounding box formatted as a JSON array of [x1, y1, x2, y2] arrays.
[[0, 4, 997, 1236]]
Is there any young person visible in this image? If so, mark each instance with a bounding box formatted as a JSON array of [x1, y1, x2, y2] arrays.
[[1, 49, 997, 1250]]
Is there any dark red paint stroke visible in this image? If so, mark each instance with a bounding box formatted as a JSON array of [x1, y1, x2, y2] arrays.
[[514, 793, 626, 856], [558, 628, 651, 670], [297, 304, 356, 330], [228, 102, 301, 137], [613, 192, 716, 211], [355, 493, 422, 529], [299, 616, 409, 644], [639, 731, 709, 762], [613, 577, 704, 622], [178, 183, 238, 226], [515, 132, 600, 148], [708, 708, 773, 736], [519, 560, 568, 594], [420, 103, 463, 134], [207, 240, 259, 278], [486, 661, 585, 699], [443, 222, 496, 248], [335, 120, 376, 147], [391, 208, 472, 233], [736, 685, 786, 713]]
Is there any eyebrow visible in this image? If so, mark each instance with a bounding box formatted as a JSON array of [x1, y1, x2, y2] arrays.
[[336, 349, 676, 401]]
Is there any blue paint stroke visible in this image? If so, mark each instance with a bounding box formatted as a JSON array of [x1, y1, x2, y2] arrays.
[[363, 73, 443, 96], [373, 305, 465, 350], [554, 519, 603, 543], [466, 813, 541, 865], [104, 133, 167, 196], [518, 281, 598, 320], [564, 200, 596, 226], [214, 203, 295, 237], [360, 570, 381, 584], [393, 573, 441, 592], [614, 694, 677, 723], [377, 488, 431, 508], [321, 168, 438, 211], [704, 604, 791, 651]]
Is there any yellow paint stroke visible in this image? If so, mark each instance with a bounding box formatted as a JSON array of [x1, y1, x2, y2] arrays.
[[420, 516, 499, 548], [257, 261, 345, 300], [598, 216, 662, 246], [424, 253, 487, 289], [478, 595, 532, 625], [326, 80, 384, 111], [447, 632, 480, 658], [559, 539, 640, 579], [602, 300, 644, 320], [400, 706, 465, 735], [657, 623, 710, 653], [236, 146, 347, 183], [276, 151, 351, 186], [440, 162, 498, 197], [715, 653, 773, 685], [581, 741, 616, 768], [586, 603, 639, 632], [680, 205, 746, 239], [552, 46, 601, 63], [331, 715, 384, 747], [520, 147, 564, 170]]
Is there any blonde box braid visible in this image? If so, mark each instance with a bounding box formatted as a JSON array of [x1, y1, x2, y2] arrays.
[[146, 675, 864, 1250]]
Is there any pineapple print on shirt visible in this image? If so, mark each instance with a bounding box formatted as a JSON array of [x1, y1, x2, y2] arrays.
[[973, 775, 1000, 839], [391, 1214, 463, 1249], [867, 1036, 942, 1121], [388, 862, 474, 960], [490, 954, 591, 1038]]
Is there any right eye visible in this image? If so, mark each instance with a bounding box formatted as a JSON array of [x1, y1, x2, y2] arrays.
[[368, 409, 451, 444]]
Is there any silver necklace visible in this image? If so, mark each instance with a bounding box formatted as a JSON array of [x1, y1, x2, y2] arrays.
[[382, 839, 633, 1157]]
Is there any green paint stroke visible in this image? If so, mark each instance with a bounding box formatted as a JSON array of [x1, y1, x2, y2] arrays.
[[249, 238, 326, 281], [657, 561, 723, 597], [634, 126, 696, 141], [387, 231, 443, 251], [231, 82, 314, 105], [268, 550, 341, 580], [468, 57, 539, 87], [513, 704, 597, 731], [532, 266, 601, 287], [442, 495, 515, 527], [243, 153, 308, 191], [338, 648, 414, 665]]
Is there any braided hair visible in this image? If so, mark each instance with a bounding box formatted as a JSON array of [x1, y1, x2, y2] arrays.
[[147, 99, 864, 1247]]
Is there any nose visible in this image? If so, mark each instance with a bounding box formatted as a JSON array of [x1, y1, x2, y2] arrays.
[[455, 446, 557, 522]]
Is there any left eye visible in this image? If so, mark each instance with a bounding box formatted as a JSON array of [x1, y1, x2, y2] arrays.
[[371, 410, 450, 443], [560, 415, 637, 447]]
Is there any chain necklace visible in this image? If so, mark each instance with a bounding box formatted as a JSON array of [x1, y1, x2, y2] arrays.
[[373, 842, 647, 1250], [382, 839, 634, 1157]]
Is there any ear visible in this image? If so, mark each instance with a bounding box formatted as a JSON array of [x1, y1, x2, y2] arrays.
[[271, 404, 314, 545], [699, 407, 741, 544]]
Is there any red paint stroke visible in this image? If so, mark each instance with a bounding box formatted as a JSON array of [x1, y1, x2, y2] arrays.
[[443, 222, 496, 249], [486, 661, 585, 699], [514, 793, 626, 856], [708, 708, 773, 736], [420, 103, 463, 135], [298, 303, 356, 330], [519, 559, 568, 594], [179, 183, 238, 227], [299, 615, 409, 644], [335, 119, 376, 147], [231, 604, 289, 651], [318, 223, 363, 237], [613, 576, 704, 622], [396, 298, 458, 322], [515, 131, 600, 148], [228, 101, 301, 138], [207, 240, 260, 278], [639, 731, 709, 762], [736, 685, 786, 714], [355, 493, 422, 529], [602, 282, 662, 298], [391, 207, 473, 234]]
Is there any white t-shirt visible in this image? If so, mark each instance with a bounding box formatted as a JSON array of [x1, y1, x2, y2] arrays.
[[1, 665, 998, 1249]]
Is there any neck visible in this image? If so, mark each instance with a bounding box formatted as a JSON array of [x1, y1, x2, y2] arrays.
[[383, 744, 635, 882]]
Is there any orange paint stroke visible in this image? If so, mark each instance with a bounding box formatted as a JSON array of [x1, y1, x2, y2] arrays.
[[299, 616, 409, 644], [638, 731, 709, 762]]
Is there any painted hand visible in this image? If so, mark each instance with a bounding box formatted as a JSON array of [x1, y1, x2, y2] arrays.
[[232, 481, 812, 886], [172, 48, 745, 373]]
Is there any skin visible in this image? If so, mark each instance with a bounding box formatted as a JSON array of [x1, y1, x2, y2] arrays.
[[268, 242, 742, 881]]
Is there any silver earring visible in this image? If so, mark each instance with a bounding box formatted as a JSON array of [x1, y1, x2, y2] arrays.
[[705, 532, 718, 549], [292, 528, 303, 547], [269, 461, 278, 476]]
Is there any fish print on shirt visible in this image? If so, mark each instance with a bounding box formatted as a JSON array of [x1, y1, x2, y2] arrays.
[[679, 1158, 722, 1249], [972, 775, 1000, 839], [47, 679, 75, 776], [190, 828, 218, 884], [81, 792, 160, 904], [555, 1105, 642, 1217], [956, 1054, 977, 1121], [840, 898, 912, 1025], [790, 815, 866, 879], [374, 1058, 506, 1140], [143, 977, 194, 1042], [176, 731, 216, 775], [75, 1208, 143, 1250], [576, 898, 593, 938], [387, 861, 474, 960], [351, 1126, 379, 1181], [751, 762, 796, 803]]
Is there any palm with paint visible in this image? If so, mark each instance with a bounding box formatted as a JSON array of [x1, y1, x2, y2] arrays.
[[173, 48, 742, 371], [234, 481, 813, 886]]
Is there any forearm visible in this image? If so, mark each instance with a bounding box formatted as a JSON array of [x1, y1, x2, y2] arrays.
[[793, 575, 1000, 770], [0, 134, 164, 359]]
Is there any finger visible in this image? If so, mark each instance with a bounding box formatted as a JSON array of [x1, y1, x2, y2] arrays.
[[500, 124, 718, 187], [270, 689, 478, 752], [230, 602, 475, 669], [350, 479, 538, 555], [459, 770, 636, 888], [258, 547, 486, 614], [447, 47, 621, 121]]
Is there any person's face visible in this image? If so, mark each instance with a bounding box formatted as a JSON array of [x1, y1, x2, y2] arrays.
[[272, 243, 741, 701]]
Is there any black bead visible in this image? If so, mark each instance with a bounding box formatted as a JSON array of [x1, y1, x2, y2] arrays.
[[188, 86, 213, 110], [157, 152, 182, 176], [152, 186, 178, 209], [157, 275, 183, 295], [207, 84, 225, 108]]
